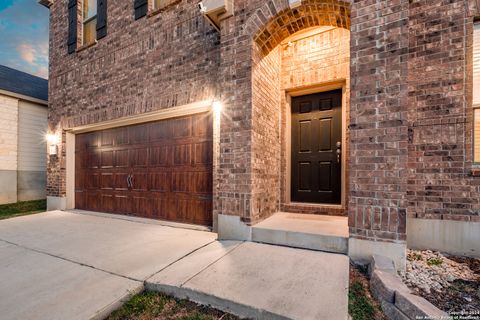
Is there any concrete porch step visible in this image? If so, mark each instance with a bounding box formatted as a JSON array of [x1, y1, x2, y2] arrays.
[[251, 212, 349, 255]]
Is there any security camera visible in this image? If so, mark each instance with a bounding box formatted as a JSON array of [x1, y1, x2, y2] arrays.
[[198, 2, 206, 13]]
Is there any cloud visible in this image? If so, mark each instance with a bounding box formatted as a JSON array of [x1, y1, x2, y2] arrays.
[[0, 0, 49, 78], [14, 41, 49, 79], [17, 43, 35, 64], [37, 66, 48, 79]]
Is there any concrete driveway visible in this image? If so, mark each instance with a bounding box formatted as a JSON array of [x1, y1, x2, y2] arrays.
[[0, 210, 349, 320], [0, 210, 216, 320]]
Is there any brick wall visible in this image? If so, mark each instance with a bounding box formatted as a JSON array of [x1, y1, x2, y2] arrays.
[[250, 45, 282, 223], [408, 0, 480, 223], [281, 28, 350, 91], [46, 0, 479, 243], [47, 0, 220, 197], [349, 0, 409, 242]]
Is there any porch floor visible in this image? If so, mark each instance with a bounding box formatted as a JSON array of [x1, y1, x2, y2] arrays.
[[251, 212, 349, 254]]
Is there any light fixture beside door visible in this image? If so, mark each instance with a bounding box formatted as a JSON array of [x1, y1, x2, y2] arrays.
[[46, 133, 59, 156]]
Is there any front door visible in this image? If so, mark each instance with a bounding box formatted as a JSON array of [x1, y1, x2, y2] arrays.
[[291, 89, 342, 204]]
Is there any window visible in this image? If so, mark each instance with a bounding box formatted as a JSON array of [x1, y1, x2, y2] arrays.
[[474, 23, 480, 162], [83, 0, 97, 45], [153, 0, 171, 10]]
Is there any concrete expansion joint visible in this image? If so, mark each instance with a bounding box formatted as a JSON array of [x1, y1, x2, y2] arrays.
[[143, 239, 220, 282], [178, 242, 246, 288], [253, 239, 348, 256], [70, 210, 211, 232], [0, 237, 142, 283]]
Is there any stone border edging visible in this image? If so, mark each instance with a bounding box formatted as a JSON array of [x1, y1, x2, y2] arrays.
[[369, 255, 449, 320]]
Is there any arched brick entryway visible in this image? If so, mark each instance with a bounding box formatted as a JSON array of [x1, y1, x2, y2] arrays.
[[247, 0, 351, 55], [217, 0, 409, 268], [241, 0, 352, 224]]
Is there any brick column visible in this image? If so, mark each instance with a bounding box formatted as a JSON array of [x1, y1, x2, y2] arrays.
[[215, 9, 257, 239], [348, 0, 409, 269]]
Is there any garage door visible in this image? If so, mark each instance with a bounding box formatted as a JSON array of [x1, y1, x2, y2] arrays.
[[74, 113, 213, 226]]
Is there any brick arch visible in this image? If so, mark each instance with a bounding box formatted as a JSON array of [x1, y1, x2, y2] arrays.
[[245, 0, 351, 55]]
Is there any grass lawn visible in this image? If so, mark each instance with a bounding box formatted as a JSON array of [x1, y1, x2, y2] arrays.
[[0, 199, 46, 220], [107, 291, 241, 320], [349, 264, 386, 320]]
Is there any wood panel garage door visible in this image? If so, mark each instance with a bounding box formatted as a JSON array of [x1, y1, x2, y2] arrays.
[[75, 113, 213, 226]]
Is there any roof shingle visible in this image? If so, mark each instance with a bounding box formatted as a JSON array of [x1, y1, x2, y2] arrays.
[[0, 65, 48, 102]]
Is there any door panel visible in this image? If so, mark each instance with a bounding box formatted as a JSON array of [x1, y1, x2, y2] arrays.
[[299, 162, 312, 191], [291, 90, 342, 204], [299, 121, 312, 152], [318, 118, 332, 151], [318, 162, 332, 191], [75, 113, 213, 226]]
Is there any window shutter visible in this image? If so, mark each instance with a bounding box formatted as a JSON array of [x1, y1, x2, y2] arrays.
[[67, 0, 77, 54], [134, 0, 148, 20], [96, 0, 107, 39]]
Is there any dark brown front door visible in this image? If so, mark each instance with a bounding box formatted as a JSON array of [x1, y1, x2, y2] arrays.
[[75, 113, 213, 226], [291, 90, 342, 204]]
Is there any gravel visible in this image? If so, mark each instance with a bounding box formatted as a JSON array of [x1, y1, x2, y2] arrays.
[[400, 249, 480, 313]]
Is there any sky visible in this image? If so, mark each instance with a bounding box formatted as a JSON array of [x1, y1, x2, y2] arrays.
[[0, 0, 50, 79]]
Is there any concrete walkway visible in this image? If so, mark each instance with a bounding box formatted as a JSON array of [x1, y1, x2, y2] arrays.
[[147, 241, 349, 320], [0, 211, 216, 320], [0, 211, 349, 320]]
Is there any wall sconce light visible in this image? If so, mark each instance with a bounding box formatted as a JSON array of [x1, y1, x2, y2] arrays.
[[46, 133, 59, 156], [212, 100, 223, 114]]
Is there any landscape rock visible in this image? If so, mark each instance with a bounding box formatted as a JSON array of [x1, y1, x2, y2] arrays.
[[400, 249, 478, 295]]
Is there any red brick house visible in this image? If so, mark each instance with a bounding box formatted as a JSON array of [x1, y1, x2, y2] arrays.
[[41, 0, 480, 268]]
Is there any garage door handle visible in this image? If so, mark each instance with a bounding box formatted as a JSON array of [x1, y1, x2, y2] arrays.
[[127, 175, 133, 188]]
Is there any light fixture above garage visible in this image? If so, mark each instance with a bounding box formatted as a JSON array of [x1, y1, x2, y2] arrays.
[[212, 100, 223, 114]]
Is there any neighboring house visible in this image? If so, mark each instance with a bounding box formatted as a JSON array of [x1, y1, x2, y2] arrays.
[[0, 65, 48, 205], [40, 0, 480, 267]]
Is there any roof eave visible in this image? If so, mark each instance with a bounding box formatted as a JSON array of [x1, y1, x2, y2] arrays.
[[0, 89, 48, 106], [38, 0, 53, 9]]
